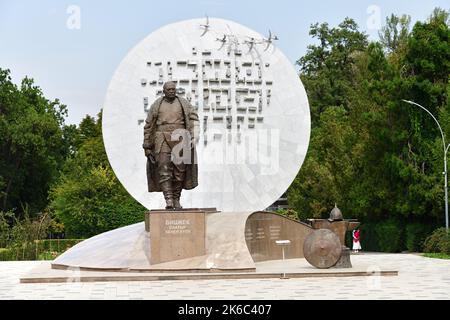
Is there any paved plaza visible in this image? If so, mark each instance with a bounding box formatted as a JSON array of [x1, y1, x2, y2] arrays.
[[0, 253, 449, 300]]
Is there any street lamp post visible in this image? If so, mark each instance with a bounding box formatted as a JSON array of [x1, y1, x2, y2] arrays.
[[402, 100, 449, 231]]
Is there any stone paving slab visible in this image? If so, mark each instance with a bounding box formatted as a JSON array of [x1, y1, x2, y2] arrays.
[[0, 253, 449, 299]]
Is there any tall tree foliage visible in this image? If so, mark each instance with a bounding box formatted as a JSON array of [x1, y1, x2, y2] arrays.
[[292, 18, 370, 218], [297, 18, 368, 125], [379, 14, 411, 53], [0, 69, 69, 216], [289, 9, 450, 251]]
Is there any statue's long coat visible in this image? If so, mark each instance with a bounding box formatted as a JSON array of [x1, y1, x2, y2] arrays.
[[143, 96, 199, 192]]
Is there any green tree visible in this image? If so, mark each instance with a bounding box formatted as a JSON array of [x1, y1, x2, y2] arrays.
[[291, 19, 370, 219], [48, 113, 146, 238], [379, 14, 411, 53], [0, 69, 70, 216], [289, 9, 449, 251], [288, 106, 362, 219], [297, 18, 368, 125]]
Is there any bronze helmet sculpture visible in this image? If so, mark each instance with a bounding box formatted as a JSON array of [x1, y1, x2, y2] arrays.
[[329, 203, 343, 221]]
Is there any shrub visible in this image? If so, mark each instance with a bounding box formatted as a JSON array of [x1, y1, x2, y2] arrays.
[[37, 251, 60, 260], [0, 248, 13, 261], [358, 223, 378, 251], [50, 158, 146, 238], [0, 239, 84, 261], [275, 208, 300, 221], [374, 218, 403, 252], [423, 228, 450, 255], [0, 210, 14, 247], [405, 223, 435, 252]]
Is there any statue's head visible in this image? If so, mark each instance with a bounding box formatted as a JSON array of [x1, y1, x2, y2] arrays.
[[163, 81, 176, 100]]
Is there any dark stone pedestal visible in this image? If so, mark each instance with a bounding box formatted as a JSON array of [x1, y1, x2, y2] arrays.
[[148, 210, 206, 265], [145, 208, 218, 265], [308, 219, 360, 269], [332, 246, 352, 268]]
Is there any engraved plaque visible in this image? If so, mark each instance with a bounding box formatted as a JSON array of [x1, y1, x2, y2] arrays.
[[149, 210, 206, 264], [245, 212, 313, 261]]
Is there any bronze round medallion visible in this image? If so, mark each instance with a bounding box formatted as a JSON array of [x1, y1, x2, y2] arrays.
[[303, 229, 342, 269]]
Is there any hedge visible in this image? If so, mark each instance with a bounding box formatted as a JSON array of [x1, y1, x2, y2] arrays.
[[405, 223, 434, 252]]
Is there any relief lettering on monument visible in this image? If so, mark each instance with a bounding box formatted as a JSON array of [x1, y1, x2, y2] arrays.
[[164, 219, 192, 234], [149, 211, 206, 264], [269, 225, 281, 240], [137, 36, 276, 142], [255, 227, 266, 240], [244, 228, 254, 241]]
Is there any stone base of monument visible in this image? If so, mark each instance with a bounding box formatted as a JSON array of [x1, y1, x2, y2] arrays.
[[147, 209, 208, 265], [20, 257, 398, 283], [19, 211, 398, 283], [48, 210, 317, 273], [50, 211, 257, 272]]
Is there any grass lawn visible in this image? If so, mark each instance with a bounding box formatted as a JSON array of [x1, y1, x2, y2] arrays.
[[422, 253, 450, 260]]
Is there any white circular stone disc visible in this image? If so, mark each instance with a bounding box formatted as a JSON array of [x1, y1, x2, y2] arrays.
[[102, 18, 310, 212]]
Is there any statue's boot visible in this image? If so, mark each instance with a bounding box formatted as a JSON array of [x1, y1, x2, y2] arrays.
[[161, 181, 174, 210], [173, 181, 183, 210]]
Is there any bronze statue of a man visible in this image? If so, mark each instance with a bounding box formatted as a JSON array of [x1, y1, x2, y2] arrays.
[[143, 81, 199, 209]]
